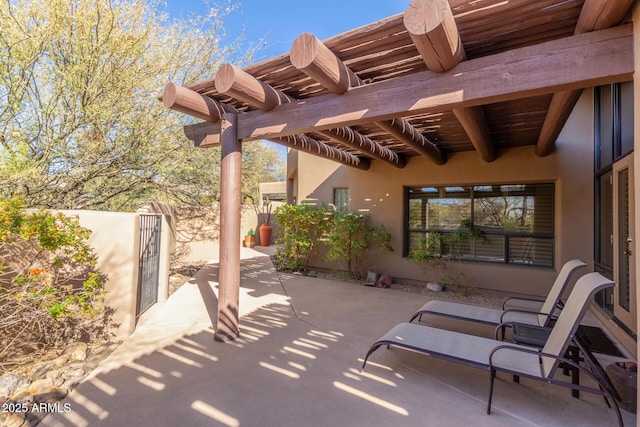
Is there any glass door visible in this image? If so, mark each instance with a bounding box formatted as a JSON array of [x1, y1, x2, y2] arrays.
[[613, 154, 636, 332]]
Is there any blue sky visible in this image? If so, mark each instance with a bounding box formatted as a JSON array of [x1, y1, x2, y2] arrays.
[[164, 0, 411, 61]]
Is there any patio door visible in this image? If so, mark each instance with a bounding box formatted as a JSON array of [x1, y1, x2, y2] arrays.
[[612, 154, 636, 333]]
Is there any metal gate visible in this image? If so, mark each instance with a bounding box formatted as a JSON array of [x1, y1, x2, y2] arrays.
[[137, 214, 162, 316]]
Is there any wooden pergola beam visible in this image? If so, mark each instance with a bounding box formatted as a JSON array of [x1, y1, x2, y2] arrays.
[[270, 134, 371, 170], [163, 82, 232, 123], [290, 33, 361, 95], [184, 121, 222, 147], [291, 33, 445, 165], [318, 128, 407, 168], [404, 0, 495, 162], [214, 62, 406, 168], [403, 0, 464, 73], [536, 0, 634, 157], [375, 119, 444, 165], [234, 25, 632, 142], [215, 64, 290, 111]]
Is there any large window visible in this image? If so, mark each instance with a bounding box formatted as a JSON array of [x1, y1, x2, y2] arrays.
[[406, 183, 554, 267]]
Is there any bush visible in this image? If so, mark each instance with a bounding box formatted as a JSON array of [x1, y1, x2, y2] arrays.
[[0, 197, 112, 370], [274, 204, 393, 277], [273, 204, 331, 272], [324, 212, 392, 278]]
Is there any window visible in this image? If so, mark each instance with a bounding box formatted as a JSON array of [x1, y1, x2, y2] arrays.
[[594, 81, 634, 313], [595, 82, 634, 172], [406, 183, 554, 267], [334, 188, 349, 213]]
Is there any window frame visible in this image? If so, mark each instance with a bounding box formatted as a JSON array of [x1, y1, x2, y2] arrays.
[[404, 183, 555, 268]]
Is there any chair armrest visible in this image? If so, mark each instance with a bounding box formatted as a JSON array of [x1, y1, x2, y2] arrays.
[[489, 345, 564, 373], [502, 296, 546, 310], [499, 308, 558, 324]]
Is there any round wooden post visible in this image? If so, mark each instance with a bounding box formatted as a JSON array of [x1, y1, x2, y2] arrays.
[[214, 113, 242, 342]]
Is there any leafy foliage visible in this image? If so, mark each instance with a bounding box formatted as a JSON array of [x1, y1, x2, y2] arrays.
[[0, 0, 283, 211], [0, 196, 111, 370], [324, 212, 392, 278], [273, 204, 332, 272], [274, 205, 393, 277], [408, 219, 488, 287]]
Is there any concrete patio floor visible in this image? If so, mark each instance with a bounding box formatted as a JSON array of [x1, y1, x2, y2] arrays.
[[42, 248, 636, 427]]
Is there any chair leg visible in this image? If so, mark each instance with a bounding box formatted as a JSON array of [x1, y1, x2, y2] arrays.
[[487, 370, 497, 415]]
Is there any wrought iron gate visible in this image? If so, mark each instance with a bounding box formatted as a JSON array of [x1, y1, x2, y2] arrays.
[[137, 214, 162, 316]]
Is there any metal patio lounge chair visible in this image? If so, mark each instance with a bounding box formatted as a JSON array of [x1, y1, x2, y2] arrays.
[[362, 272, 622, 426], [410, 259, 586, 328]]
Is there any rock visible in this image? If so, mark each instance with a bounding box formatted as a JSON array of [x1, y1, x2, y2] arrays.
[[1, 411, 26, 427], [65, 342, 88, 362], [44, 369, 62, 382], [26, 378, 56, 396], [427, 281, 445, 292], [364, 271, 379, 286], [61, 363, 86, 380], [32, 362, 55, 380], [53, 354, 70, 367], [375, 274, 393, 288], [60, 375, 85, 394], [0, 373, 30, 399]]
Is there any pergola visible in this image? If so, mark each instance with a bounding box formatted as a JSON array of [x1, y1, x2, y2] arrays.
[[161, 0, 634, 341]]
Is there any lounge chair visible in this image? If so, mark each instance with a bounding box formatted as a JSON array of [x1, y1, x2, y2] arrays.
[[362, 272, 622, 426], [410, 259, 586, 328]]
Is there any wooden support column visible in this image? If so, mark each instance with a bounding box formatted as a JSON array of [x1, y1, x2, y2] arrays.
[[214, 113, 242, 342], [536, 0, 634, 156], [404, 0, 495, 162]]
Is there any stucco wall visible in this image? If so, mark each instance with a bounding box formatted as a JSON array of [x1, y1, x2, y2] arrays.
[[291, 91, 595, 297], [60, 211, 171, 339]]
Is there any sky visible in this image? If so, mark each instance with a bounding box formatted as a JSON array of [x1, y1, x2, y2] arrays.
[[163, 0, 411, 61]]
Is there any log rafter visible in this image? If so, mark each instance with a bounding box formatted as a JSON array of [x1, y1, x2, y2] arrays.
[[270, 134, 371, 170], [233, 25, 632, 141], [214, 63, 407, 169], [535, 0, 634, 157], [163, 82, 234, 123], [291, 33, 445, 165], [318, 128, 406, 167], [404, 0, 495, 162]]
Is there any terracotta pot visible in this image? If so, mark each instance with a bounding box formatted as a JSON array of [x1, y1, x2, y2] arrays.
[[244, 235, 256, 248], [259, 224, 272, 246]]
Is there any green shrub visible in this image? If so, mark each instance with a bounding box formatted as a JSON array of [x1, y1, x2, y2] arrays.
[[274, 204, 331, 272], [0, 196, 112, 370], [324, 212, 392, 278], [274, 204, 393, 277], [408, 220, 488, 288]]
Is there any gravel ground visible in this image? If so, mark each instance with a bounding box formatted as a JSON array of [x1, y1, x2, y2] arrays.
[[306, 269, 507, 309]]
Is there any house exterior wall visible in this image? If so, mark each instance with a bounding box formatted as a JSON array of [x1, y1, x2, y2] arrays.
[[290, 91, 595, 297]]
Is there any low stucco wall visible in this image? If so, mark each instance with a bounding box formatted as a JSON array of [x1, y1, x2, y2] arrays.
[[141, 202, 270, 264], [60, 210, 171, 339]]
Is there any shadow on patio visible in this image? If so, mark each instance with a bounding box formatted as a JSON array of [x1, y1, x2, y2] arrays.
[[42, 249, 636, 426]]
